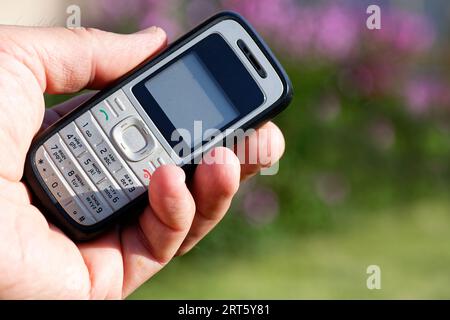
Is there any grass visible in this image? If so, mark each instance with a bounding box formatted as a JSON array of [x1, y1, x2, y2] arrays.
[[129, 198, 450, 299]]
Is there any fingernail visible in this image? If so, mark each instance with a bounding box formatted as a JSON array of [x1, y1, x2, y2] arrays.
[[177, 167, 186, 184]]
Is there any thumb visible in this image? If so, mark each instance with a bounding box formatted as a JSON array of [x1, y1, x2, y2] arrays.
[[0, 25, 166, 182], [0, 25, 167, 94]]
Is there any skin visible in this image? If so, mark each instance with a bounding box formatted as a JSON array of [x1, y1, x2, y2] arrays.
[[0, 26, 285, 299]]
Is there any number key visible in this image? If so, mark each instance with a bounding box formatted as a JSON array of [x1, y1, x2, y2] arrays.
[[60, 123, 88, 157], [94, 140, 123, 173], [113, 167, 144, 200], [78, 152, 106, 184], [75, 111, 104, 147]]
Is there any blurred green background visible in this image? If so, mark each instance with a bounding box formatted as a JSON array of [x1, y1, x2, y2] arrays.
[[42, 0, 450, 298]]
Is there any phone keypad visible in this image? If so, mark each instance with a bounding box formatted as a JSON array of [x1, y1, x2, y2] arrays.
[[36, 89, 174, 226], [35, 146, 96, 226], [44, 135, 91, 195]]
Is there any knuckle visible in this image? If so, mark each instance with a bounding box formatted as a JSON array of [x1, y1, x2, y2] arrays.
[[217, 174, 240, 198], [160, 195, 195, 232]]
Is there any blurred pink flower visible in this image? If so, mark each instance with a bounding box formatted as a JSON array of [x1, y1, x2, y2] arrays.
[[403, 77, 450, 115], [140, 11, 181, 39], [314, 173, 349, 205], [139, 0, 182, 39], [186, 0, 220, 27], [374, 9, 435, 54], [223, 0, 309, 58], [99, 0, 182, 39], [284, 7, 316, 56], [99, 0, 148, 22], [242, 187, 279, 226], [98, 1, 436, 65], [314, 5, 359, 60], [339, 57, 402, 97], [223, 0, 297, 32], [223, 0, 359, 60]]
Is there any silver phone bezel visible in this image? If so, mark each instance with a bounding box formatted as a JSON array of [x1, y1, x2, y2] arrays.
[[122, 19, 284, 165]]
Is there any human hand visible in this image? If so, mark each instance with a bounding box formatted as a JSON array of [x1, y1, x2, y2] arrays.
[[0, 26, 285, 299]]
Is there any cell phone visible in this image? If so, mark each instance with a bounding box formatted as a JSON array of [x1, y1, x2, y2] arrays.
[[24, 11, 293, 241]]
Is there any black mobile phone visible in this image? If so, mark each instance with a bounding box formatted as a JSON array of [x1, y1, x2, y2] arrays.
[[24, 11, 293, 241]]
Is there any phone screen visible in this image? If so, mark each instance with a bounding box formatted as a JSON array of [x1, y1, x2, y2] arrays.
[[145, 52, 238, 147], [133, 33, 264, 152]]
